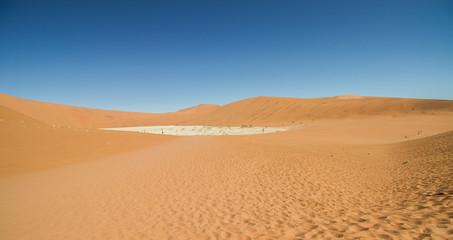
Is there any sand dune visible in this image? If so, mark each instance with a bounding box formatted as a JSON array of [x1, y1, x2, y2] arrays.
[[2, 93, 453, 128], [332, 95, 366, 99], [0, 105, 177, 178], [0, 93, 217, 129], [1, 93, 453, 239], [177, 104, 221, 113], [184, 96, 453, 126]]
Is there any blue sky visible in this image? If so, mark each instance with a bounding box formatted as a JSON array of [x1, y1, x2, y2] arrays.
[[1, 0, 452, 112]]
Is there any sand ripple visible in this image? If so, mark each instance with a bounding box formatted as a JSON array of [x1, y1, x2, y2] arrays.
[[1, 132, 453, 239]]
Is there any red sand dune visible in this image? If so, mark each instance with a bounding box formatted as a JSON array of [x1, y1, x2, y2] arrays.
[[177, 104, 221, 113], [185, 95, 453, 126], [1, 93, 453, 239], [0, 104, 177, 178], [2, 93, 453, 128], [0, 93, 217, 129]]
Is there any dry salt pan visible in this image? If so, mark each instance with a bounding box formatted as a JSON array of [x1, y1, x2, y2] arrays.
[[100, 125, 289, 136]]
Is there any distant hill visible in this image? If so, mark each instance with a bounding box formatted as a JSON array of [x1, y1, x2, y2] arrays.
[[0, 93, 214, 128], [184, 96, 453, 126], [0, 102, 177, 177], [1, 93, 453, 128], [177, 104, 220, 113]]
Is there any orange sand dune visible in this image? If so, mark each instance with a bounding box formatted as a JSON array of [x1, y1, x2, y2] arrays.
[[187, 96, 453, 126], [177, 104, 221, 113], [0, 105, 178, 178], [3, 93, 453, 129], [0, 93, 217, 129], [332, 94, 366, 99]]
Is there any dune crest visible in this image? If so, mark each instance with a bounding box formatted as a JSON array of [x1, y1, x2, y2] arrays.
[[177, 104, 220, 113], [184, 95, 453, 126], [332, 94, 366, 99], [0, 93, 213, 129], [2, 93, 453, 129]]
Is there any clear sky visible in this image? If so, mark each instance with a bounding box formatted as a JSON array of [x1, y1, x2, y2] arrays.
[[1, 0, 452, 113]]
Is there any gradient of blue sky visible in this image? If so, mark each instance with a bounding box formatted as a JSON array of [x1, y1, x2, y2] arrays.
[[1, 0, 452, 112]]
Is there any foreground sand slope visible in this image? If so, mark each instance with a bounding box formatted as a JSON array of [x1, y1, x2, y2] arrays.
[[1, 129, 452, 239]]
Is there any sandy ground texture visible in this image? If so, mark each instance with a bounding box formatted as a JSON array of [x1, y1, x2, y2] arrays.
[[1, 130, 453, 240], [100, 125, 290, 136], [1, 94, 453, 239]]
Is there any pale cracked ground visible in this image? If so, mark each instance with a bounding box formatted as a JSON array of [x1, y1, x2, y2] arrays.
[[100, 125, 289, 136], [1, 132, 453, 240]]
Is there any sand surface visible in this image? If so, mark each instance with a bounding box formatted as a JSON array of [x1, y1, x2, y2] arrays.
[[0, 105, 178, 178], [1, 131, 453, 239], [1, 94, 453, 239]]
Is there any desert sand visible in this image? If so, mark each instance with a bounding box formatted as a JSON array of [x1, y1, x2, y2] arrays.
[[1, 93, 453, 239]]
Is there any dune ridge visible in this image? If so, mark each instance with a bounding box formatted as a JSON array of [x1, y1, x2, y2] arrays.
[[177, 104, 221, 113], [0, 93, 216, 129], [184, 96, 453, 126], [2, 93, 453, 129]]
